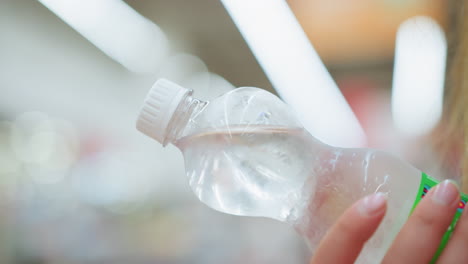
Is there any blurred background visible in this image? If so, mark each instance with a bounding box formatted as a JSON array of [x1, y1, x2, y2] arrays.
[[0, 0, 457, 263]]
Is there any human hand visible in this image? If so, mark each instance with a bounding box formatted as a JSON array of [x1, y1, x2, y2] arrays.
[[309, 180, 467, 263]]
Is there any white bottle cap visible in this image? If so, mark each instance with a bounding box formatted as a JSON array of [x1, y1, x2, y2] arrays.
[[136, 79, 191, 144]]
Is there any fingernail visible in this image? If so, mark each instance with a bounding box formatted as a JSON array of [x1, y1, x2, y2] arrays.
[[358, 192, 387, 217], [432, 180, 459, 206]]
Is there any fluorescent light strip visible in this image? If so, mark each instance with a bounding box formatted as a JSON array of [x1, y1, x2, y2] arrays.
[[38, 0, 168, 73], [392, 16, 447, 137], [220, 0, 366, 147]]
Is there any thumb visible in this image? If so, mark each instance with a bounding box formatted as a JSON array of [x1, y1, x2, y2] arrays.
[[310, 192, 387, 264]]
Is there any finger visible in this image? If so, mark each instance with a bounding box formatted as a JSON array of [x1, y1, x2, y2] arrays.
[[437, 201, 468, 263], [310, 193, 387, 264], [382, 180, 459, 264]]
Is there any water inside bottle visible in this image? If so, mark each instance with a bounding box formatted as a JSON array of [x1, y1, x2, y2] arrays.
[[176, 126, 318, 221], [175, 125, 422, 263]]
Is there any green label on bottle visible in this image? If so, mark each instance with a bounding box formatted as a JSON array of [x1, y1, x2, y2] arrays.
[[410, 173, 468, 263]]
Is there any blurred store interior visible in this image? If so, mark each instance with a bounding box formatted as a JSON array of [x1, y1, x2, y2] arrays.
[[0, 0, 456, 263]]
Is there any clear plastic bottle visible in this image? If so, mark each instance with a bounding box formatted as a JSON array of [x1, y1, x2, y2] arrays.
[[136, 79, 458, 263]]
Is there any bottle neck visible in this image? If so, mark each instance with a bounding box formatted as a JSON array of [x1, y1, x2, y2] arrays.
[[163, 95, 207, 146]]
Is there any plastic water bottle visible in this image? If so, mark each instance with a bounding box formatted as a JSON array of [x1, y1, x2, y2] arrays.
[[136, 79, 467, 263]]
